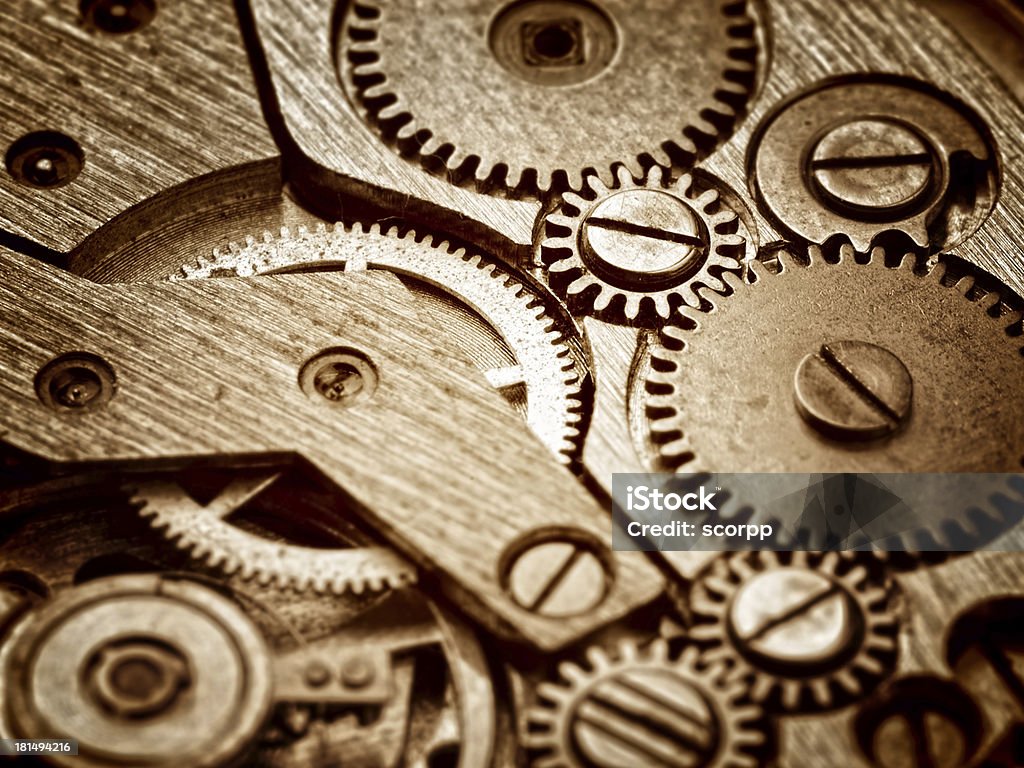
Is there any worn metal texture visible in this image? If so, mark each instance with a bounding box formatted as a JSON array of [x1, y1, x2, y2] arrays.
[[0, 0, 276, 255], [1, 0, 1023, 766]]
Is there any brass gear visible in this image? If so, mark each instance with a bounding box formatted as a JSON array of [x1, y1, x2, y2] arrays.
[[182, 222, 584, 462], [541, 166, 745, 326], [523, 639, 767, 767], [647, 245, 1024, 472], [688, 551, 897, 711], [132, 473, 417, 595], [341, 0, 757, 195]]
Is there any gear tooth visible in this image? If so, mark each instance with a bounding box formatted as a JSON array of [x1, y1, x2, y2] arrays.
[[614, 164, 635, 188], [647, 165, 666, 187], [954, 275, 976, 295]]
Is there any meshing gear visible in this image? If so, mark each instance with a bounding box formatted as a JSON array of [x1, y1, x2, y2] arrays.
[[523, 639, 767, 767], [542, 166, 745, 326], [647, 245, 1024, 472], [341, 0, 756, 194], [689, 551, 897, 711], [133, 473, 417, 595]]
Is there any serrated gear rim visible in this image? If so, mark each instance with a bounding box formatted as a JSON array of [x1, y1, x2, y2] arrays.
[[181, 221, 584, 462], [341, 0, 757, 195]]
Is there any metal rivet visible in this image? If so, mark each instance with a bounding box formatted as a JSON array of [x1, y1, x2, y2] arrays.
[[728, 568, 858, 669], [521, 19, 583, 66], [794, 340, 913, 441], [340, 656, 374, 689], [504, 534, 610, 618], [303, 660, 331, 688], [809, 118, 937, 219], [580, 189, 708, 290]]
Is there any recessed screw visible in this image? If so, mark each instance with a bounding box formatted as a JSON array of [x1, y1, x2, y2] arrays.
[[299, 348, 378, 407], [81, 0, 157, 34], [504, 534, 610, 618], [580, 189, 708, 290], [521, 19, 583, 66], [5, 131, 84, 189], [340, 656, 374, 689], [35, 353, 116, 412], [794, 340, 912, 441], [809, 118, 937, 219], [728, 568, 858, 670], [571, 667, 718, 767]]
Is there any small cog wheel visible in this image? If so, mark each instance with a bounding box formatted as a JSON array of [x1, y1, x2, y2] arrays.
[[541, 167, 745, 325], [0, 574, 273, 768], [523, 639, 767, 767], [341, 0, 757, 194], [183, 222, 584, 462], [689, 551, 897, 711]]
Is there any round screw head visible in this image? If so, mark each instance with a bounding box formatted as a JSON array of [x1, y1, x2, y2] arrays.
[[503, 534, 610, 618], [339, 656, 374, 689], [580, 189, 708, 290], [5, 131, 84, 189], [572, 667, 717, 767], [728, 568, 858, 670], [809, 118, 937, 219], [299, 348, 378, 407], [794, 340, 913, 441], [35, 352, 116, 412], [303, 661, 331, 688]]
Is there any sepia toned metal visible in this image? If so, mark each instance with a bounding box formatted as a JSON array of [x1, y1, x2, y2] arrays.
[[0, 0, 1023, 766]]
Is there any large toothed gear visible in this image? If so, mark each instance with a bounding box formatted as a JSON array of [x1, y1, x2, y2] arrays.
[[647, 245, 1024, 472], [341, 0, 757, 195], [133, 475, 418, 595], [523, 639, 767, 767], [182, 222, 584, 462], [689, 551, 898, 711], [541, 167, 745, 325]]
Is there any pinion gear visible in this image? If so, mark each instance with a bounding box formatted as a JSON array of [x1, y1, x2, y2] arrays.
[[341, 0, 757, 195], [183, 222, 584, 462], [523, 639, 767, 767], [541, 166, 745, 325], [689, 551, 897, 711]]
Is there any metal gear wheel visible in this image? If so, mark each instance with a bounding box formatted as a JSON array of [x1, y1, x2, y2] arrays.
[[0, 574, 273, 768], [133, 474, 417, 594], [646, 245, 1024, 472], [341, 0, 757, 194], [523, 639, 767, 768], [541, 166, 745, 325], [183, 222, 584, 462], [689, 551, 897, 711]]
